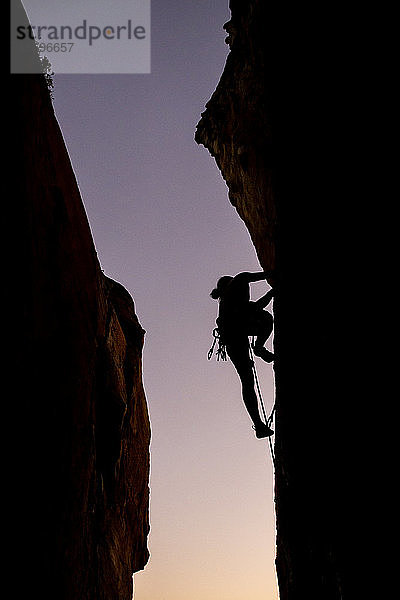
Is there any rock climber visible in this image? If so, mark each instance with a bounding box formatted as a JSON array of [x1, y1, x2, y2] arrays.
[[210, 271, 274, 438]]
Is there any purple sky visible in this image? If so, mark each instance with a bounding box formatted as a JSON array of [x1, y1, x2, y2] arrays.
[[52, 1, 278, 598]]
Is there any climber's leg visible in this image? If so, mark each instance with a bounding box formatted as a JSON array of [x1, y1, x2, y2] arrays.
[[252, 311, 274, 362], [239, 367, 262, 427], [227, 341, 273, 437]]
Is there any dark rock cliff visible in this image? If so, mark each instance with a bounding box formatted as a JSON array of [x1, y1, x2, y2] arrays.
[[8, 5, 150, 598], [196, 1, 367, 598]]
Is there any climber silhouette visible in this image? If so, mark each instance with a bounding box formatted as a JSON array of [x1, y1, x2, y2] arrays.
[[210, 271, 274, 438]]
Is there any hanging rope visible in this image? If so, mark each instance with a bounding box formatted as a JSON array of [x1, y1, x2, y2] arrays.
[[249, 339, 276, 467]]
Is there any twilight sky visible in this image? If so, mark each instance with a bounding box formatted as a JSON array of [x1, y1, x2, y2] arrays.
[[51, 1, 278, 598]]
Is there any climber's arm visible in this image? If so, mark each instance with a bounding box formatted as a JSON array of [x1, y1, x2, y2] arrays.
[[235, 271, 270, 283], [254, 288, 274, 309]]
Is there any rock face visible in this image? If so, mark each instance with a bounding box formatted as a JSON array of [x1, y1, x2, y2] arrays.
[[9, 5, 150, 598], [196, 1, 362, 598], [196, 1, 276, 281]]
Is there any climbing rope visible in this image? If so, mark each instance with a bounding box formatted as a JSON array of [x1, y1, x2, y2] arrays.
[[249, 339, 276, 467]]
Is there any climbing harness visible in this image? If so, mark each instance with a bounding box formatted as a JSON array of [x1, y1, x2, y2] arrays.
[[207, 327, 227, 362]]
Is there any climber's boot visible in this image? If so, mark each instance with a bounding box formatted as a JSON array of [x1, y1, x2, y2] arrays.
[[253, 422, 274, 439], [252, 345, 274, 363]]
